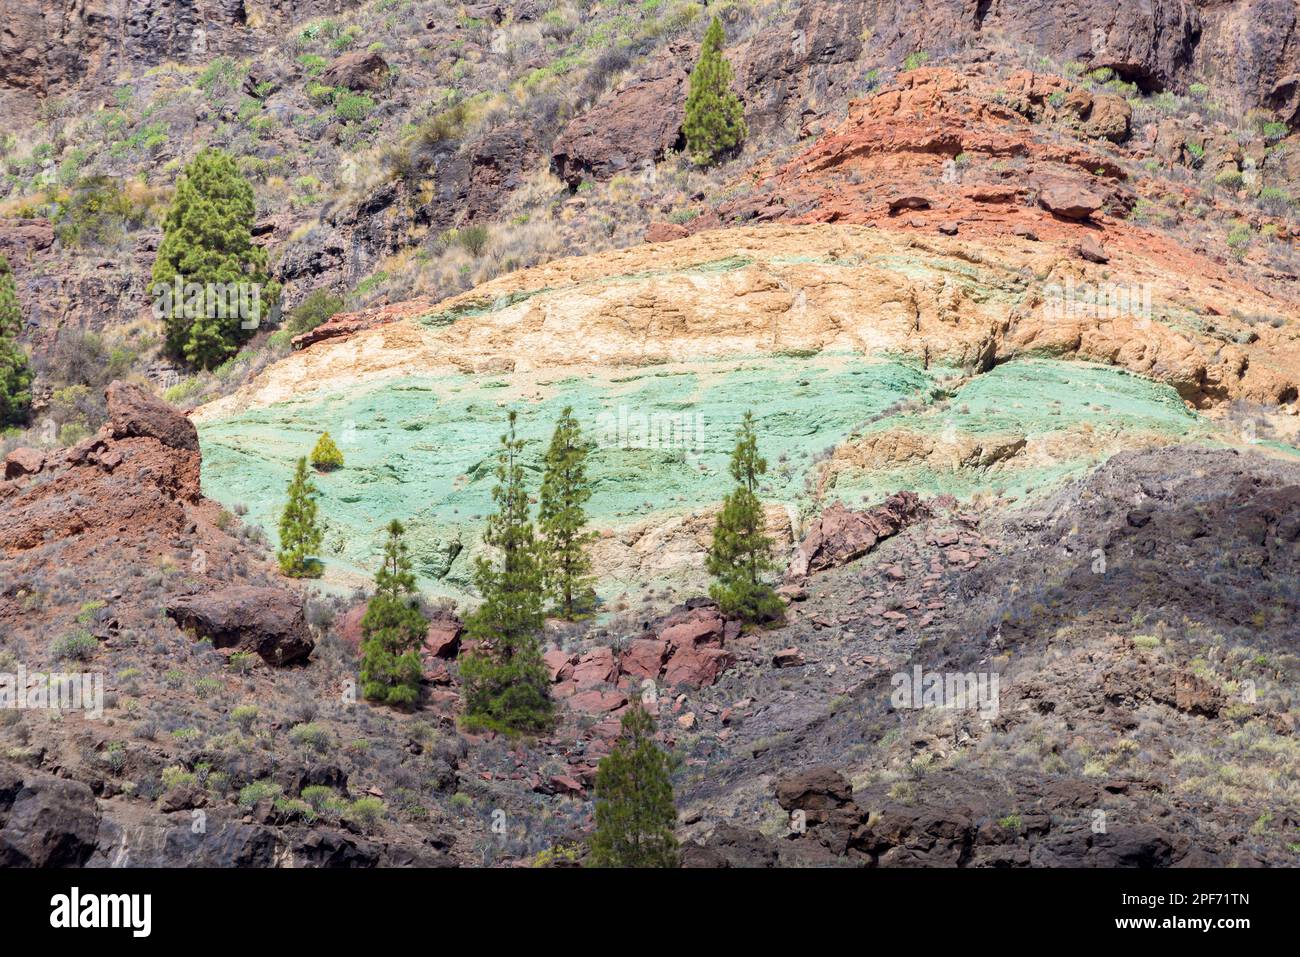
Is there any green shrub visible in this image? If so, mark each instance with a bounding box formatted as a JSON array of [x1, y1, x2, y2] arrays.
[[334, 91, 374, 123], [52, 630, 98, 661], [903, 51, 931, 71], [343, 796, 385, 831], [290, 722, 333, 752], [161, 766, 197, 790], [300, 785, 337, 811], [285, 288, 344, 334], [231, 704, 259, 731], [238, 780, 283, 807]]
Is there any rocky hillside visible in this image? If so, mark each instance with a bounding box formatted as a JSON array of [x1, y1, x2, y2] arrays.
[[0, 0, 1298, 868]]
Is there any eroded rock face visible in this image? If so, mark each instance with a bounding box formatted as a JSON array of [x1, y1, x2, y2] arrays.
[[551, 40, 692, 187], [789, 493, 931, 579], [0, 0, 364, 113], [0, 765, 100, 867], [166, 586, 314, 666], [105, 381, 199, 452], [319, 50, 389, 91]]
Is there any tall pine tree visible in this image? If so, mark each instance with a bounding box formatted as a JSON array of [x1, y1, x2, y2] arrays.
[[0, 255, 31, 427], [151, 148, 280, 370], [588, 704, 679, 868], [277, 457, 324, 578], [359, 520, 427, 707], [682, 16, 747, 166], [538, 406, 596, 619], [707, 411, 782, 624], [460, 411, 553, 734]]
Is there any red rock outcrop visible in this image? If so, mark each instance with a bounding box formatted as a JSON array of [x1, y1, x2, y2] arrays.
[[789, 492, 931, 579]]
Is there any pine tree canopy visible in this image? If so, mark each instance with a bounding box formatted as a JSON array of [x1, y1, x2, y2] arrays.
[[151, 147, 280, 370], [706, 410, 783, 624], [538, 406, 597, 619], [277, 456, 324, 578], [0, 254, 31, 428], [460, 411, 554, 735], [360, 519, 427, 707], [310, 431, 345, 470], [682, 16, 748, 166], [588, 704, 679, 868]]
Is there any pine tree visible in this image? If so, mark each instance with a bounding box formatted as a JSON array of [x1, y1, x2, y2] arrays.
[[277, 457, 324, 577], [151, 148, 280, 370], [0, 255, 31, 427], [360, 520, 427, 707], [682, 16, 747, 166], [310, 431, 345, 471], [538, 406, 597, 619], [707, 410, 783, 624], [588, 704, 679, 868], [460, 411, 554, 735]]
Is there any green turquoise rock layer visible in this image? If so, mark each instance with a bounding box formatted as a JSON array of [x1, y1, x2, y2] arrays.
[[197, 355, 1223, 597]]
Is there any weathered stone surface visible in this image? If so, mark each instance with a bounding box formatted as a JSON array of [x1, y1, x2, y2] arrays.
[[3, 448, 43, 480], [106, 381, 199, 452], [424, 614, 463, 659], [319, 50, 389, 91], [166, 586, 314, 665], [619, 638, 669, 679], [0, 766, 100, 867], [645, 222, 690, 243], [1039, 186, 1104, 220], [789, 492, 930, 578], [551, 40, 691, 186]]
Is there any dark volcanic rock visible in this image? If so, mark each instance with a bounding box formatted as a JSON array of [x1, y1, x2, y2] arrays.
[[0, 765, 100, 867], [551, 41, 692, 187], [166, 586, 314, 665]]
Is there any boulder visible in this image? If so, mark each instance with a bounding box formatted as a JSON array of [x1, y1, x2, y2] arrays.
[[775, 765, 854, 819], [1084, 93, 1132, 142], [319, 50, 390, 91], [788, 492, 930, 578], [572, 646, 617, 688], [1077, 234, 1109, 263], [543, 648, 575, 683], [663, 645, 733, 689], [887, 194, 931, 213], [567, 688, 627, 714], [424, 614, 462, 659], [0, 766, 100, 867], [620, 638, 669, 679], [1038, 186, 1103, 220], [3, 447, 43, 480], [772, 647, 805, 668], [659, 604, 725, 649], [166, 586, 314, 665], [645, 222, 690, 243], [105, 381, 199, 452]]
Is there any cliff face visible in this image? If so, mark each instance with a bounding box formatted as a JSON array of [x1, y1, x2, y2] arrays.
[[5, 1, 1298, 119], [0, 0, 361, 115]]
